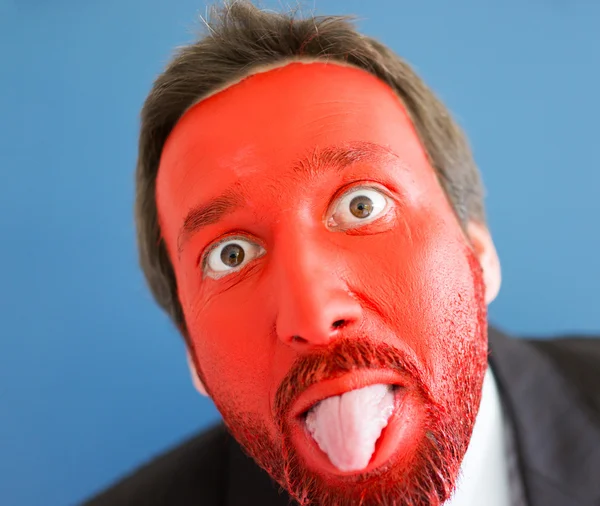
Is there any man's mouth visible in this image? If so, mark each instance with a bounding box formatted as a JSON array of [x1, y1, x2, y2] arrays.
[[288, 369, 421, 477]]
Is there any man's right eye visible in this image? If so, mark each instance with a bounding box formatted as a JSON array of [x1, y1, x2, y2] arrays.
[[203, 237, 265, 279]]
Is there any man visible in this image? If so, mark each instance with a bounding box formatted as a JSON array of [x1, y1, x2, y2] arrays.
[[86, 2, 600, 505]]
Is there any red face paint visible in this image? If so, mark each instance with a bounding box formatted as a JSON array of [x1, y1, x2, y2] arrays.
[[157, 62, 488, 505]]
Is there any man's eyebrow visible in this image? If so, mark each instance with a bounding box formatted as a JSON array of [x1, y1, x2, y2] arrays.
[[292, 141, 400, 175], [176, 142, 399, 257], [177, 188, 245, 257]]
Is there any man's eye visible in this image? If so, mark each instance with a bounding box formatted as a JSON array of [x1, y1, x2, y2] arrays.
[[204, 238, 265, 279], [328, 187, 389, 229]]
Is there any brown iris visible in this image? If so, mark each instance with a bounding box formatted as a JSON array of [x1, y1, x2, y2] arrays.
[[220, 243, 245, 267], [349, 195, 373, 218]]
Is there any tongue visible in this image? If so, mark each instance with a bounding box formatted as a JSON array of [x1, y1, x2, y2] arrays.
[[305, 384, 395, 472]]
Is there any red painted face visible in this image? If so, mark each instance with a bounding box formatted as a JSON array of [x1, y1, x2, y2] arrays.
[[157, 62, 488, 505]]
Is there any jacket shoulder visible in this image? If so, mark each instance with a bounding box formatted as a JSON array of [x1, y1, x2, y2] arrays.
[[82, 423, 229, 506], [529, 335, 600, 419]]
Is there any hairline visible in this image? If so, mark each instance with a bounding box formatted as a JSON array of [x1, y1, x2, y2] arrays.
[[178, 57, 375, 121]]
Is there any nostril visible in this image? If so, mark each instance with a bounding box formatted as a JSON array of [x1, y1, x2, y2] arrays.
[[332, 319, 346, 330], [291, 335, 307, 344]]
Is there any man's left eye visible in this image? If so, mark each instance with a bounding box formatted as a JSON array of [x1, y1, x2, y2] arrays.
[[327, 187, 390, 229]]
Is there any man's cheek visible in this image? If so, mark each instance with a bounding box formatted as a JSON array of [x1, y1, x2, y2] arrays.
[[404, 243, 485, 400], [344, 230, 438, 332], [348, 227, 477, 364], [187, 307, 273, 411]]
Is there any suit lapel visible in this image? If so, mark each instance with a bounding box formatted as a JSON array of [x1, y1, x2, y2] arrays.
[[225, 432, 294, 506], [489, 327, 600, 506]]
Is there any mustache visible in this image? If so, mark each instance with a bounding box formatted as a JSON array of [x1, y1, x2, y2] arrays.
[[273, 337, 429, 426]]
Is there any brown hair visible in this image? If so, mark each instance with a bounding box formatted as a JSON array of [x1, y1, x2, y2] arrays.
[[135, 1, 485, 330]]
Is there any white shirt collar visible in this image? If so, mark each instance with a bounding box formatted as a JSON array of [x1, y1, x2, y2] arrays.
[[445, 367, 512, 506]]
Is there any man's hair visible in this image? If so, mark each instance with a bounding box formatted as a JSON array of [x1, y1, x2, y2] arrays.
[[135, 1, 485, 329]]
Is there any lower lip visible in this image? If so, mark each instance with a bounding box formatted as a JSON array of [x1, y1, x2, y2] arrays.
[[289, 386, 424, 479]]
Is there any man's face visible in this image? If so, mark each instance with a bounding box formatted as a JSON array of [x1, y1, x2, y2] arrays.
[[157, 62, 488, 505]]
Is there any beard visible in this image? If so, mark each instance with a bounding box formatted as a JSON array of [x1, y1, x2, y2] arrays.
[[212, 249, 488, 506]]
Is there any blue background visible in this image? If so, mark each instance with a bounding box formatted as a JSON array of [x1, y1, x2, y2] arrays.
[[1, 1, 599, 504]]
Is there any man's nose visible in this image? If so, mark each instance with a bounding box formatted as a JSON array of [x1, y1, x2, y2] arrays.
[[273, 234, 363, 349]]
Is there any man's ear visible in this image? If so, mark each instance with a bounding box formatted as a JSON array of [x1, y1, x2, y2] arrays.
[[177, 322, 210, 398], [467, 221, 502, 305], [186, 350, 210, 397]]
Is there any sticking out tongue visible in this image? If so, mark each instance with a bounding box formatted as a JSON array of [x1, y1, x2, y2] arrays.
[[305, 384, 396, 472]]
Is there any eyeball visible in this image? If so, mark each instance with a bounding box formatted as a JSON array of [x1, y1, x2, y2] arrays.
[[328, 187, 389, 229], [204, 238, 265, 278]]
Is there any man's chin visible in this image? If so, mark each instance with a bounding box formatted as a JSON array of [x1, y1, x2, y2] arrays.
[[255, 393, 468, 506], [220, 379, 478, 506], [222, 392, 474, 506], [277, 414, 466, 506]]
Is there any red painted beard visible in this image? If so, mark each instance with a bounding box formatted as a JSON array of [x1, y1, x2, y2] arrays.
[[213, 248, 487, 506]]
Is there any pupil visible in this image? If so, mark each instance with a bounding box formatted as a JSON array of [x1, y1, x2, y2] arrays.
[[221, 243, 245, 267], [350, 195, 373, 218]]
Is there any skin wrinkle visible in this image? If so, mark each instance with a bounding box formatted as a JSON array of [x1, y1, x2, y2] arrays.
[[156, 62, 488, 506], [302, 111, 362, 138]]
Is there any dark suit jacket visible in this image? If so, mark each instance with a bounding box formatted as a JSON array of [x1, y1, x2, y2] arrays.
[[84, 328, 600, 506]]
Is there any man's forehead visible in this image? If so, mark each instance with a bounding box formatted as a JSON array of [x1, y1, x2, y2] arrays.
[[159, 60, 409, 166], [156, 61, 435, 238], [159, 62, 418, 174]]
